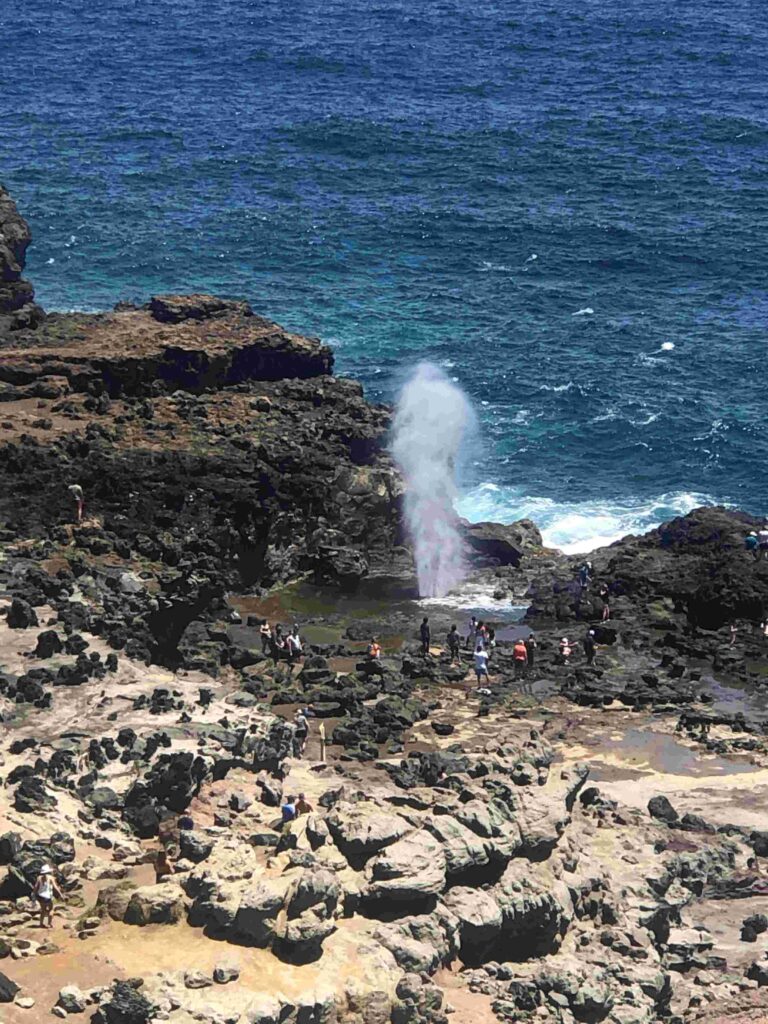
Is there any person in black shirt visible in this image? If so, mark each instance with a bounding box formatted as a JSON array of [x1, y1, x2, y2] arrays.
[[420, 617, 431, 655]]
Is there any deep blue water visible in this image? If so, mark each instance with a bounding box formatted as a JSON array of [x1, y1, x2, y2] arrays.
[[3, 0, 767, 549]]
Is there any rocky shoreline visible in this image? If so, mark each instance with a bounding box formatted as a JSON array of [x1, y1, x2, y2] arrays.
[[1, 185, 768, 1024]]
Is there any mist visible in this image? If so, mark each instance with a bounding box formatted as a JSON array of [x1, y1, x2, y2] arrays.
[[392, 362, 475, 598]]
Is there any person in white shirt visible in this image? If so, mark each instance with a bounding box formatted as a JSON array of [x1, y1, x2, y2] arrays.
[[474, 644, 490, 684], [33, 864, 62, 930]]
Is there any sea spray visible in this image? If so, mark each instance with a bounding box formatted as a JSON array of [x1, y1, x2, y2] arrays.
[[392, 363, 475, 597]]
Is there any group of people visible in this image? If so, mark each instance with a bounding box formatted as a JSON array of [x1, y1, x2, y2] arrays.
[[577, 562, 611, 621], [745, 527, 768, 561], [259, 621, 304, 671]]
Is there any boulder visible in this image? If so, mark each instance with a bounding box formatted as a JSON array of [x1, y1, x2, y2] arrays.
[[648, 795, 679, 824], [0, 970, 19, 1002], [442, 886, 503, 962], [123, 883, 185, 926], [101, 981, 154, 1024], [423, 815, 490, 876], [56, 985, 88, 1014], [7, 598, 38, 629], [364, 831, 446, 904], [327, 805, 411, 862]]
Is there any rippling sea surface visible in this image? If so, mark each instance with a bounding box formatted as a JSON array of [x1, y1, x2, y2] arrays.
[[3, 1, 767, 550]]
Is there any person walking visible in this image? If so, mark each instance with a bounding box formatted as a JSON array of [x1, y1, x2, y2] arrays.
[[578, 561, 592, 590], [446, 625, 461, 664], [583, 630, 596, 666], [512, 638, 528, 680], [259, 620, 272, 654], [294, 708, 309, 755], [33, 864, 62, 930], [420, 617, 431, 656], [525, 632, 537, 671], [730, 623, 738, 648], [68, 483, 85, 524], [318, 720, 327, 762]]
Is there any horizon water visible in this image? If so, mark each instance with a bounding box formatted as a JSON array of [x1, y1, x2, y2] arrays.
[[3, 0, 768, 553]]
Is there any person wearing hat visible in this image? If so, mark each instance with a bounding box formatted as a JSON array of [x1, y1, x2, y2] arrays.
[[33, 864, 62, 930], [746, 531, 759, 561], [583, 630, 596, 666]]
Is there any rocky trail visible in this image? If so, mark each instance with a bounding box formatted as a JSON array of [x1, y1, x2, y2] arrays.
[[1, 184, 768, 1024]]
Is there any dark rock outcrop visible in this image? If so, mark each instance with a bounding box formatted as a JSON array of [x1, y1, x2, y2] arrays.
[[0, 186, 44, 333]]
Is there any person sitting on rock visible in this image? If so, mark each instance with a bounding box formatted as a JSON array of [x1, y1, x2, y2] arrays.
[[33, 864, 62, 930], [155, 848, 174, 884], [420, 617, 431, 655], [367, 637, 382, 661], [513, 638, 528, 679], [67, 482, 84, 524], [259, 620, 272, 654], [446, 626, 461, 664], [296, 792, 313, 815], [559, 637, 573, 664], [281, 795, 297, 825]]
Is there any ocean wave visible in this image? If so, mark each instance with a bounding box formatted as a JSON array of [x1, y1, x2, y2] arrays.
[[455, 485, 720, 555]]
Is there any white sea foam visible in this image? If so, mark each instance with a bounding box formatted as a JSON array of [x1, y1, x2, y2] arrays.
[[661, 341, 675, 351], [572, 307, 594, 316], [455, 486, 719, 555]]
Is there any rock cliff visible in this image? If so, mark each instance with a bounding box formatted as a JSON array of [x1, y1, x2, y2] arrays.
[[0, 185, 44, 332]]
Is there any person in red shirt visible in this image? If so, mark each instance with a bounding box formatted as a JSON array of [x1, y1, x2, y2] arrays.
[[513, 638, 528, 679]]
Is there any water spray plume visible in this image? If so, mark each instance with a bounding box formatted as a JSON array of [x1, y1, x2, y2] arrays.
[[392, 363, 475, 598]]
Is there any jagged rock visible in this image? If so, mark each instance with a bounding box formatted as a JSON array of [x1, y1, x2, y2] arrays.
[[443, 886, 503, 962], [364, 830, 446, 904], [101, 981, 154, 1024], [0, 969, 19, 1001], [7, 598, 38, 629], [327, 804, 411, 862], [123, 883, 185, 926], [0, 186, 44, 332], [423, 815, 490, 876], [56, 985, 87, 1013], [462, 518, 542, 566], [648, 795, 679, 823]]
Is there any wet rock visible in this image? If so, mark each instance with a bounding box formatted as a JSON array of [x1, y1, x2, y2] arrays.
[[462, 518, 542, 566]]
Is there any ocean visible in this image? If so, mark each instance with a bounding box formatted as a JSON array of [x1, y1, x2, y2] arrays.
[[3, 0, 767, 551]]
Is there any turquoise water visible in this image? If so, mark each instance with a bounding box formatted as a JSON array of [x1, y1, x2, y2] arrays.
[[3, 0, 767, 548]]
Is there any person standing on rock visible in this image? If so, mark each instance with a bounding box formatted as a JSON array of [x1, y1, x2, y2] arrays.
[[446, 625, 461, 664], [473, 643, 490, 687], [67, 483, 84, 524], [466, 616, 478, 649], [318, 720, 327, 762], [559, 637, 572, 664], [746, 532, 759, 560], [599, 584, 611, 621], [259, 620, 272, 654], [578, 561, 592, 589], [296, 793, 313, 815], [420, 617, 431, 655], [286, 626, 303, 674], [33, 864, 62, 930], [730, 623, 738, 648], [759, 525, 768, 560], [583, 630, 596, 666], [270, 625, 285, 663], [513, 638, 528, 679], [525, 632, 537, 671]]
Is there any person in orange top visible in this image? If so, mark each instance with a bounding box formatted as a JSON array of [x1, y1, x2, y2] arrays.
[[367, 638, 382, 660], [512, 638, 529, 679]]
